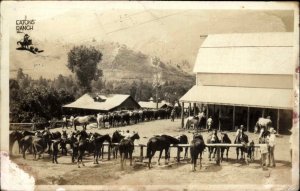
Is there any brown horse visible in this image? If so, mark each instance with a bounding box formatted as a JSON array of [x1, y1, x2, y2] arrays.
[[190, 133, 206, 171], [220, 132, 231, 162], [119, 132, 140, 170], [91, 133, 111, 164], [207, 130, 220, 161]]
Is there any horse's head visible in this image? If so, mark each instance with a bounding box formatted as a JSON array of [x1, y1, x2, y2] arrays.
[[193, 133, 204, 141], [131, 132, 140, 141]]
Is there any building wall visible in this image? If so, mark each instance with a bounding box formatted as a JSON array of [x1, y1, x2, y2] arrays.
[[196, 73, 293, 89], [114, 97, 141, 111]]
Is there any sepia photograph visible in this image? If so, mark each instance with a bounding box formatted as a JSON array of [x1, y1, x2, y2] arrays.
[[1, 1, 299, 190]]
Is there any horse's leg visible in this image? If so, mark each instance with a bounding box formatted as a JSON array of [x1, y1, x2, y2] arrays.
[[208, 148, 212, 161], [226, 148, 229, 161], [199, 152, 202, 169], [165, 148, 169, 165], [236, 148, 239, 161], [130, 152, 133, 166], [120, 153, 124, 170], [220, 148, 224, 163], [158, 150, 162, 165], [184, 147, 188, 159]]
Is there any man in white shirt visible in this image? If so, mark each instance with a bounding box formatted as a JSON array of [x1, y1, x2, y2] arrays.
[[267, 127, 276, 167], [206, 116, 213, 131]]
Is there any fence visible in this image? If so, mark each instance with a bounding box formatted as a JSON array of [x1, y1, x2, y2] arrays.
[[101, 143, 265, 166]]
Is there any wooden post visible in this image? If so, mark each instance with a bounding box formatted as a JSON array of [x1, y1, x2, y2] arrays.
[[277, 109, 280, 134], [262, 108, 265, 117], [177, 147, 180, 163], [233, 106, 236, 131], [188, 103, 191, 116], [140, 146, 144, 162], [108, 145, 111, 160], [247, 107, 250, 132], [206, 105, 209, 129], [193, 103, 197, 116], [218, 107, 221, 131], [181, 102, 185, 128], [216, 147, 221, 165]]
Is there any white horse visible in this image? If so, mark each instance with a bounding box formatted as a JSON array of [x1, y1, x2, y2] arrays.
[[73, 115, 95, 131], [63, 116, 75, 128], [185, 112, 206, 130], [255, 117, 272, 134]]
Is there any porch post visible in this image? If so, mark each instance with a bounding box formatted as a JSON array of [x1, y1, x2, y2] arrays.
[[232, 106, 236, 131], [188, 102, 191, 117], [218, 108, 221, 131], [262, 108, 265, 117], [277, 109, 280, 134], [181, 102, 185, 128], [193, 103, 197, 116], [247, 107, 250, 132]]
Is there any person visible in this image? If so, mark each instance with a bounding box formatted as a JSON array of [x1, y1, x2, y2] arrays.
[[170, 108, 175, 122], [206, 116, 213, 132], [234, 125, 244, 143], [267, 127, 276, 167]]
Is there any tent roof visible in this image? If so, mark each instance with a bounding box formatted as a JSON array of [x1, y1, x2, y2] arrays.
[[193, 32, 294, 75], [179, 85, 293, 109], [63, 94, 136, 111]]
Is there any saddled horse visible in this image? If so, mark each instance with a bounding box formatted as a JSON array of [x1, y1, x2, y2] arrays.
[[9, 130, 23, 154], [185, 112, 206, 130], [91, 133, 111, 164], [32, 131, 52, 160], [190, 133, 206, 171], [119, 132, 140, 170], [255, 117, 272, 134], [234, 130, 249, 163], [76, 130, 92, 168], [207, 130, 220, 161], [220, 132, 231, 162], [73, 115, 96, 131], [175, 134, 189, 159], [146, 134, 180, 169], [111, 130, 125, 159]]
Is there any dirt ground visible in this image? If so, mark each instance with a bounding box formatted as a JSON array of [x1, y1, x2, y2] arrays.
[[10, 119, 292, 186]]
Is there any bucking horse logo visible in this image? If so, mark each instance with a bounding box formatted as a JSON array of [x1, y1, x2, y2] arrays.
[[17, 33, 44, 54]]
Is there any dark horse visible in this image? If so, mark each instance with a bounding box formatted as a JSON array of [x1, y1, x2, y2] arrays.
[[176, 134, 189, 160], [234, 130, 249, 164], [220, 132, 231, 162], [111, 130, 125, 159], [146, 135, 180, 169], [119, 132, 140, 170], [190, 133, 206, 171], [32, 131, 52, 160], [92, 133, 111, 164], [76, 130, 91, 168], [207, 130, 220, 161], [9, 130, 23, 155]]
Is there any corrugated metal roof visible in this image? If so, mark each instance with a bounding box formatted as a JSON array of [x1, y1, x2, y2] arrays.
[[179, 85, 293, 109], [193, 32, 295, 75], [63, 94, 134, 111]]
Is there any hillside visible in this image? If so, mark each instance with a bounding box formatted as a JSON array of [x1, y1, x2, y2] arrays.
[[10, 38, 195, 85]]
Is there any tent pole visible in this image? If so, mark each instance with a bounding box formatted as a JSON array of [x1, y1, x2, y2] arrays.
[[277, 109, 280, 134], [233, 106, 235, 131], [181, 102, 185, 128], [247, 107, 250, 132], [218, 107, 221, 131]]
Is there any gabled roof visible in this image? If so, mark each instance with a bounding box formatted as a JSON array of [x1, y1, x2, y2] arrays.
[[63, 94, 137, 111], [193, 32, 295, 75], [138, 101, 168, 109]]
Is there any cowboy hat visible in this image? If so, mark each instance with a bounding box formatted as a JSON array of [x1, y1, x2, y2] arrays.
[[269, 127, 276, 134]]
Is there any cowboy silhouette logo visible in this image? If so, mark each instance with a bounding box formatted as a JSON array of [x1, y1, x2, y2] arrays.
[[16, 33, 44, 54]]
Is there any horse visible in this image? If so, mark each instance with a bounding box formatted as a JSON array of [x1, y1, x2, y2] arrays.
[[255, 117, 272, 134], [9, 130, 23, 155], [207, 130, 220, 161], [190, 133, 206, 171], [234, 130, 249, 164], [68, 132, 79, 163], [32, 131, 52, 160], [96, 113, 107, 128], [220, 132, 231, 162], [20, 135, 34, 159], [73, 115, 95, 131], [119, 132, 140, 170], [76, 130, 92, 168], [146, 134, 180, 169], [17, 39, 32, 49], [62, 115, 74, 129], [91, 134, 111, 164], [51, 139, 63, 164], [185, 112, 206, 130], [111, 130, 125, 159], [175, 134, 189, 159]]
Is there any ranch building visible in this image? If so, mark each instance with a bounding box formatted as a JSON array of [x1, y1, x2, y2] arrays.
[[138, 100, 173, 109], [63, 93, 141, 115], [180, 32, 295, 134]]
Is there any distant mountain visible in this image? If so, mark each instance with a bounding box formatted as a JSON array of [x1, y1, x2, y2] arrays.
[[10, 38, 195, 85]]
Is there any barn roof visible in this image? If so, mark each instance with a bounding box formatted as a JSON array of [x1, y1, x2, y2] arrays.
[[63, 93, 138, 111], [138, 101, 168, 109], [193, 32, 295, 75], [180, 85, 293, 109]]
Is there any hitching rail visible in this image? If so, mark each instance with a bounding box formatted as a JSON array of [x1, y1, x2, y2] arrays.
[[101, 143, 265, 166]]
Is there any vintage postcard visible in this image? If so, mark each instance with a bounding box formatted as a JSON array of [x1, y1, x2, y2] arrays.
[[1, 1, 299, 191]]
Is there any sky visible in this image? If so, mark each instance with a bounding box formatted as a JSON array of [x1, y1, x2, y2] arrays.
[[3, 1, 296, 78]]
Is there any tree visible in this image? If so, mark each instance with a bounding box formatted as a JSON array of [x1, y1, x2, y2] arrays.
[[67, 45, 103, 92]]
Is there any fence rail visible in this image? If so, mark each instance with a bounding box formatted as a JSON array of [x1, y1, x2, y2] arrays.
[[101, 142, 265, 165]]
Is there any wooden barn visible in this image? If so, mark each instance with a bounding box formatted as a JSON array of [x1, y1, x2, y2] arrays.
[[138, 100, 173, 109], [63, 93, 141, 115], [180, 32, 295, 134]]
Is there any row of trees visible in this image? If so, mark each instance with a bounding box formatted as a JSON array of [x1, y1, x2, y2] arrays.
[[10, 45, 193, 123]]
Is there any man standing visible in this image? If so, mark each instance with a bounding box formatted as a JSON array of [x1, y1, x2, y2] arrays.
[[267, 127, 276, 167], [206, 116, 213, 132]]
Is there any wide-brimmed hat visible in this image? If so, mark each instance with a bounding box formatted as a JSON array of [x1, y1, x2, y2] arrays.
[[269, 127, 276, 134]]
